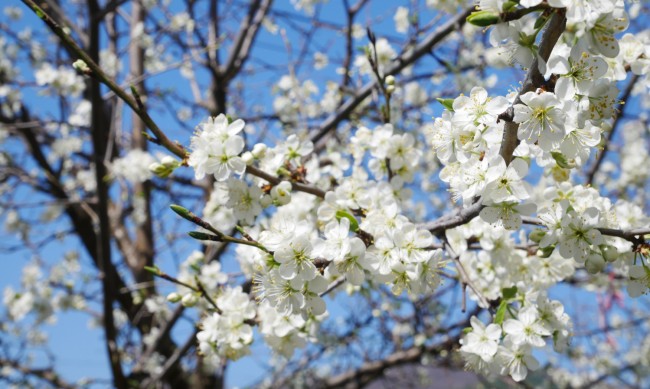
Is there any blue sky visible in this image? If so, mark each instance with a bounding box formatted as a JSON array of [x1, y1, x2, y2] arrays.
[[2, 1, 647, 388]]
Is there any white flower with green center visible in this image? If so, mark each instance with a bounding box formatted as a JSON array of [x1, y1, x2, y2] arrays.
[[332, 237, 372, 285], [480, 200, 536, 230], [300, 275, 328, 316], [225, 178, 262, 225], [514, 91, 566, 152], [483, 157, 530, 203], [460, 316, 502, 362], [452, 86, 509, 127], [560, 122, 601, 164], [274, 234, 317, 281], [586, 7, 629, 58], [558, 208, 603, 263], [503, 307, 551, 347], [259, 270, 305, 315], [495, 340, 540, 382], [547, 45, 608, 101]]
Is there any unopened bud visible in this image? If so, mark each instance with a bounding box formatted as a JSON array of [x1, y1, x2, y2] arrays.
[[260, 194, 272, 208], [467, 10, 500, 27], [252, 143, 267, 159], [529, 229, 546, 243], [181, 293, 199, 307], [167, 292, 182, 303], [585, 253, 606, 274], [601, 245, 619, 262], [73, 59, 91, 74], [242, 151, 254, 166], [271, 181, 292, 206]]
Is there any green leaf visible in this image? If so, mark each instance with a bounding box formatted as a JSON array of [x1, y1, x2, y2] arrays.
[[551, 151, 573, 169], [335, 210, 359, 232], [436, 98, 455, 111], [494, 300, 509, 325], [501, 286, 518, 300], [534, 14, 549, 30], [503, 1, 518, 11], [538, 245, 555, 258], [144, 266, 160, 275], [462, 327, 473, 334]]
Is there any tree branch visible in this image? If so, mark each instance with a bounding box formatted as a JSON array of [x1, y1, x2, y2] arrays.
[[309, 6, 474, 146]]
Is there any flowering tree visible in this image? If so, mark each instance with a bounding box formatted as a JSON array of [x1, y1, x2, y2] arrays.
[[2, 0, 650, 387]]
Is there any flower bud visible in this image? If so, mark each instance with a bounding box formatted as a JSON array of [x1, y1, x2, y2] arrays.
[[167, 292, 182, 303], [251, 143, 267, 159], [385, 75, 395, 85], [467, 10, 500, 27], [260, 194, 272, 208], [585, 253, 606, 274], [161, 156, 177, 167], [73, 59, 90, 73], [181, 293, 199, 307], [600, 245, 619, 262], [271, 181, 292, 206], [242, 151, 254, 166], [529, 229, 546, 243]]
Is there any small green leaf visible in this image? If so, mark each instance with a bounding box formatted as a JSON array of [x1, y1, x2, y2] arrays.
[[462, 327, 473, 334], [501, 286, 518, 300], [551, 151, 573, 169], [537, 245, 555, 258], [503, 1, 518, 11], [335, 210, 359, 232], [534, 14, 549, 30], [144, 266, 160, 275], [494, 300, 509, 325], [436, 98, 455, 111]]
